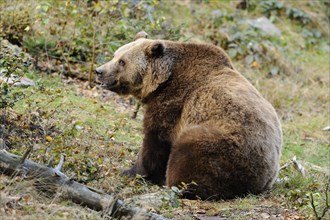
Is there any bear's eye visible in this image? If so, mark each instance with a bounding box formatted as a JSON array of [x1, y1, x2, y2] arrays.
[[119, 59, 125, 66]]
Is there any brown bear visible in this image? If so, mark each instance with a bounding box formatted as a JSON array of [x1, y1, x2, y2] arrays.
[[95, 34, 282, 200]]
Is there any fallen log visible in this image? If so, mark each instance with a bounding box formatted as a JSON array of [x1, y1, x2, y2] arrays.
[[0, 149, 167, 220]]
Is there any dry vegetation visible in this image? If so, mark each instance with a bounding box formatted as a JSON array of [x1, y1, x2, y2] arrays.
[[0, 0, 329, 219]]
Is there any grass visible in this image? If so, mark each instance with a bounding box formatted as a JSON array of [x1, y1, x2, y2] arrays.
[[1, 0, 329, 219]]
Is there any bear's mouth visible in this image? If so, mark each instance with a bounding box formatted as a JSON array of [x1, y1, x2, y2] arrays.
[[99, 79, 130, 95], [102, 80, 118, 90]]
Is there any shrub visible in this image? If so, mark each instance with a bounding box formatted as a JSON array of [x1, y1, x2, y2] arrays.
[[0, 39, 33, 109]]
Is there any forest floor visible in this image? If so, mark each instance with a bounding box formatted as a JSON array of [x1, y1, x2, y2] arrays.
[[1, 0, 329, 219]]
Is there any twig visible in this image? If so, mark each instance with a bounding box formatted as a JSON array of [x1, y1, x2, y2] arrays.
[[54, 154, 65, 171], [310, 192, 319, 219], [48, 157, 54, 167], [19, 145, 33, 165], [89, 25, 96, 88], [291, 156, 306, 177], [309, 180, 330, 220], [131, 102, 141, 119], [280, 160, 293, 170], [319, 181, 329, 219], [280, 156, 306, 177]]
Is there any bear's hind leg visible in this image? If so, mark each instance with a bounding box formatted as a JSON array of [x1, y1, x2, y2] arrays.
[[166, 125, 267, 200]]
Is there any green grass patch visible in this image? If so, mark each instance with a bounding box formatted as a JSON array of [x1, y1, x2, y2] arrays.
[[1, 0, 329, 219]]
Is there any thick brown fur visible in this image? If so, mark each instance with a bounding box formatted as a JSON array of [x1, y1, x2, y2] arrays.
[[96, 36, 282, 200]]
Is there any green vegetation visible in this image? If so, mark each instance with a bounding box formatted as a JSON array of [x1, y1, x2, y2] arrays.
[[0, 0, 329, 219]]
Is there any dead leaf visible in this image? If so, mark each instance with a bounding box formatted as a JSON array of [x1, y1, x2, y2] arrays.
[[251, 61, 261, 69], [260, 212, 270, 219]]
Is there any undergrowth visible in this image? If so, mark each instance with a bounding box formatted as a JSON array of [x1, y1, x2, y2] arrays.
[[0, 0, 329, 219]]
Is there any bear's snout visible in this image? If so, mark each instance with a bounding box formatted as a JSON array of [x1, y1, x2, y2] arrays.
[[95, 67, 103, 77]]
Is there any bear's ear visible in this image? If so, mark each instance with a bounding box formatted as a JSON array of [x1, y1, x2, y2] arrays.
[[145, 41, 165, 58], [133, 31, 148, 41]]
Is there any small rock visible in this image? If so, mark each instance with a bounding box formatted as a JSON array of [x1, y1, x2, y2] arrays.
[[197, 216, 227, 220], [126, 192, 169, 210], [17, 77, 35, 87], [260, 212, 270, 219], [211, 9, 223, 18], [323, 126, 330, 131], [247, 17, 282, 37], [0, 74, 35, 87], [269, 66, 280, 77], [1, 40, 33, 66], [321, 44, 330, 53]]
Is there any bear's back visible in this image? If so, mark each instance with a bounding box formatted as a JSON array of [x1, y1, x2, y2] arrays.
[[173, 65, 282, 155]]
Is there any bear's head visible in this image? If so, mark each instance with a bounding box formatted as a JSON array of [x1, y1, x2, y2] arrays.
[[95, 35, 173, 100]]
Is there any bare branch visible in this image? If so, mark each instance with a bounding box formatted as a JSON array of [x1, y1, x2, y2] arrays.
[[309, 180, 330, 220], [54, 154, 65, 171], [310, 192, 319, 219], [280, 156, 306, 177], [320, 180, 329, 219], [280, 160, 293, 170], [20, 145, 33, 165], [291, 156, 306, 177], [131, 102, 141, 119], [47, 157, 54, 167], [89, 26, 96, 88]]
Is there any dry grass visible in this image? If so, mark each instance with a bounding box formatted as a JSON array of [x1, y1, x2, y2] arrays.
[[0, 176, 102, 220], [1, 0, 329, 219]]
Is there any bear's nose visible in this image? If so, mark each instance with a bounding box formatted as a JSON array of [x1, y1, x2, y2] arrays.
[[95, 68, 103, 76]]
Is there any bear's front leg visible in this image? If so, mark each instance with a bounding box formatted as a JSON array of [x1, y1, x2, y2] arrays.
[[121, 150, 146, 177], [122, 131, 171, 185]]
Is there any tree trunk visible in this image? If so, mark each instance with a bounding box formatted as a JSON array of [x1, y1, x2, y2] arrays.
[[0, 149, 167, 220]]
